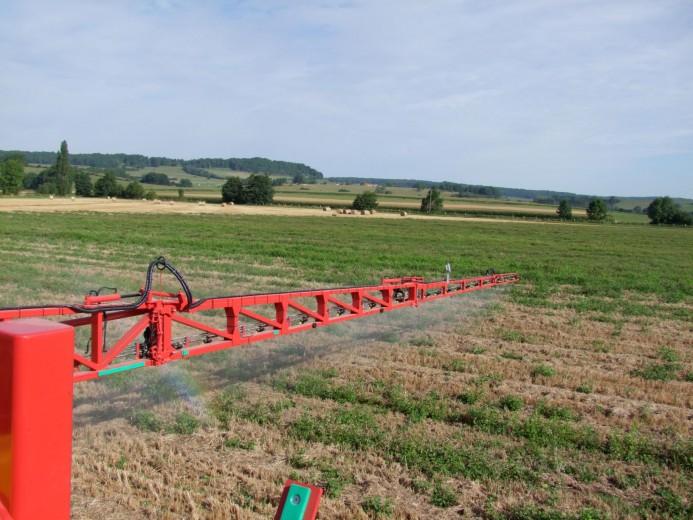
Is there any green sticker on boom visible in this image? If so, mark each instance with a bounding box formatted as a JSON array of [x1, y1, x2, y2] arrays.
[[97, 361, 145, 377]]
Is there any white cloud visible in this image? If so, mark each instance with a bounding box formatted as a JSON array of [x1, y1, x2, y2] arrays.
[[0, 0, 691, 196]]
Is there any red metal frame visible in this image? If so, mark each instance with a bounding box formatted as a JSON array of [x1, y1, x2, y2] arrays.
[[0, 272, 519, 383]]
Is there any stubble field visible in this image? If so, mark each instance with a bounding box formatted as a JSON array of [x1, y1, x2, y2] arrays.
[[0, 212, 690, 519]]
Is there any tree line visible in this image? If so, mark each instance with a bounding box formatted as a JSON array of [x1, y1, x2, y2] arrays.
[[0, 142, 158, 199], [182, 165, 224, 180], [330, 177, 501, 198], [0, 149, 323, 180], [555, 197, 691, 225]]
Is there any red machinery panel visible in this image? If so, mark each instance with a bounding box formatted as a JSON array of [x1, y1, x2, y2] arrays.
[[0, 319, 74, 520]]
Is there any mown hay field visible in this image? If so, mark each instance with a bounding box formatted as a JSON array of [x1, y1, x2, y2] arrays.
[[0, 212, 690, 519]]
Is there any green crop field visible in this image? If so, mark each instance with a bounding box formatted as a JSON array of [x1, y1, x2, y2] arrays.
[[0, 213, 689, 310], [0, 213, 690, 519], [609, 211, 650, 224]]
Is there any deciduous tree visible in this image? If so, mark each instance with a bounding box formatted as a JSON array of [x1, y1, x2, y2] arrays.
[[124, 180, 145, 199], [94, 172, 120, 197], [646, 197, 692, 225], [421, 188, 443, 212], [74, 171, 93, 197], [244, 174, 274, 204], [586, 198, 608, 221], [221, 177, 245, 203], [352, 191, 378, 210], [0, 154, 25, 195], [557, 199, 572, 220]]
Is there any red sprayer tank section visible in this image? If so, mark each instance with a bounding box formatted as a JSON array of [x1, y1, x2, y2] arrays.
[[0, 319, 74, 520]]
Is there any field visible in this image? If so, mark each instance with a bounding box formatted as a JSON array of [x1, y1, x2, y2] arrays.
[[24, 163, 661, 222], [0, 197, 565, 225], [0, 211, 691, 519], [74, 164, 594, 218]]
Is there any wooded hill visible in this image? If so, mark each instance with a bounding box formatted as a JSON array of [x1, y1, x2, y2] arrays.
[[0, 150, 323, 181]]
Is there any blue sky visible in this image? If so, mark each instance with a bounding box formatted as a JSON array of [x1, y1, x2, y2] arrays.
[[1, 0, 692, 197]]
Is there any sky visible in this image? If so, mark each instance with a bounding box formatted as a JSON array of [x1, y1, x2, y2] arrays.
[[1, 0, 692, 197]]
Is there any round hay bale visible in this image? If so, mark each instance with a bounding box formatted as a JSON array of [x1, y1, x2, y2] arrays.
[[49, 195, 54, 200], [360, 210, 366, 215], [371, 209, 376, 214], [230, 201, 234, 205], [323, 206, 331, 212], [106, 196, 110, 200], [112, 196, 117, 201], [332, 212, 337, 216], [221, 202, 227, 208], [400, 211, 408, 217], [70, 196, 75, 201], [169, 201, 174, 205]]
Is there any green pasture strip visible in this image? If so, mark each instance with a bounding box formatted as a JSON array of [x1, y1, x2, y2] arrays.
[[0, 213, 690, 318]]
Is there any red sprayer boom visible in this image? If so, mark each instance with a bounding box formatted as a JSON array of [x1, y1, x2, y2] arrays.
[[0, 257, 519, 383], [0, 258, 518, 520]]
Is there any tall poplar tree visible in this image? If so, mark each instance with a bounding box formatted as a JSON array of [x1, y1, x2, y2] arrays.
[[55, 140, 73, 195]]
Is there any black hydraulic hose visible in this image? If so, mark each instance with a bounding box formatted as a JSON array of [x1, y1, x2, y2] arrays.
[[69, 256, 194, 314]]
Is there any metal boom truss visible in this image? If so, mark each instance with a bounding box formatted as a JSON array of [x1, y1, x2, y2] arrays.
[[0, 258, 519, 384]]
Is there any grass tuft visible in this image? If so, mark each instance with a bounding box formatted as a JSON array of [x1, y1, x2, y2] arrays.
[[169, 411, 200, 435], [497, 395, 524, 411], [575, 383, 593, 394], [361, 496, 394, 518], [536, 401, 579, 421], [443, 358, 466, 372], [531, 364, 556, 378], [129, 410, 163, 432], [430, 482, 458, 508], [499, 329, 530, 343], [223, 437, 255, 450], [319, 465, 352, 498], [631, 362, 681, 381], [658, 346, 679, 362]]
